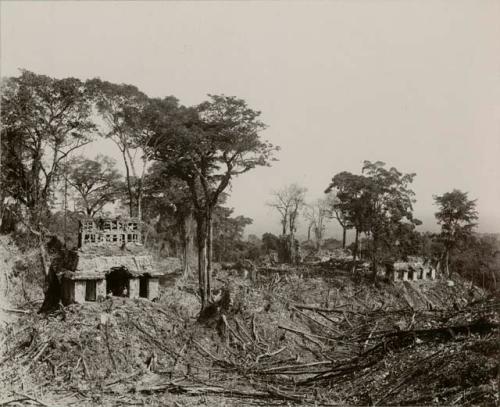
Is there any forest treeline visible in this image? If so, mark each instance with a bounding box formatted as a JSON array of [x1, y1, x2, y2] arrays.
[[0, 71, 498, 312]]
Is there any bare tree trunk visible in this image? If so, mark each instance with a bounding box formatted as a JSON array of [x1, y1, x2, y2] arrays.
[[289, 212, 296, 264], [0, 198, 5, 232], [315, 226, 323, 250], [121, 149, 134, 217], [196, 215, 209, 310], [197, 238, 207, 309], [206, 210, 213, 298], [39, 235, 50, 278], [342, 227, 347, 249], [351, 229, 360, 273], [136, 155, 148, 221], [367, 233, 379, 280], [180, 218, 190, 279], [137, 193, 142, 221], [352, 229, 359, 261], [34, 226, 62, 313], [183, 241, 190, 278], [445, 250, 450, 277]]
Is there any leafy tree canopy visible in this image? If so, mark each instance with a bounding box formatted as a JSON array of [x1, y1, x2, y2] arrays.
[[434, 189, 478, 276], [1, 70, 96, 221], [63, 155, 123, 217], [326, 161, 420, 275]]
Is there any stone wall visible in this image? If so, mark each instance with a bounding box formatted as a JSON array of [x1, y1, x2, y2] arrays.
[[74, 281, 86, 303], [393, 266, 436, 282], [96, 279, 106, 299], [147, 278, 159, 300], [80, 218, 142, 248], [129, 278, 140, 299], [62, 275, 158, 304]]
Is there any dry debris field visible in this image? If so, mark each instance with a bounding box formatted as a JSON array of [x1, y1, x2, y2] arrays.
[[1, 265, 498, 406]]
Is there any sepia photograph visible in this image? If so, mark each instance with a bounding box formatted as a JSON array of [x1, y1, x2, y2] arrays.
[[0, 1, 499, 405]]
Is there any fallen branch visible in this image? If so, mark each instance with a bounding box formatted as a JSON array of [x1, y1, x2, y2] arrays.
[[294, 303, 356, 314], [9, 393, 50, 407], [251, 314, 259, 342], [136, 380, 306, 402], [0, 307, 30, 314], [278, 325, 325, 348], [221, 314, 246, 348], [255, 346, 286, 363], [259, 360, 332, 374], [24, 341, 49, 373]]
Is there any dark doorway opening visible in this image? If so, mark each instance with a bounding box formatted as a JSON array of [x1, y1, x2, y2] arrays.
[[106, 267, 130, 297], [85, 280, 97, 301], [139, 276, 148, 298]]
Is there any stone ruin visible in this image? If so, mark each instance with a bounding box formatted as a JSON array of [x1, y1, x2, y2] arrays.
[[392, 256, 436, 282], [60, 217, 163, 305], [303, 248, 353, 265]]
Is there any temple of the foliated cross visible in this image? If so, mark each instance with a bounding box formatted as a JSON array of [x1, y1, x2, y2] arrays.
[[60, 218, 163, 304]]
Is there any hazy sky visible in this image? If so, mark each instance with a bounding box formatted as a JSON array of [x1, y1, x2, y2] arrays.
[[1, 1, 499, 238]]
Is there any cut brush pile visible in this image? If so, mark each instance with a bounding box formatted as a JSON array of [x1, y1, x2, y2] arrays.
[[0, 268, 498, 406]]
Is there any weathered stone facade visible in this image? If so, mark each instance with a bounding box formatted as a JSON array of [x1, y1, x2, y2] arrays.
[[79, 218, 142, 247], [61, 217, 164, 305], [147, 278, 159, 301], [96, 279, 106, 299], [392, 257, 436, 282], [74, 281, 86, 303], [129, 278, 140, 299]]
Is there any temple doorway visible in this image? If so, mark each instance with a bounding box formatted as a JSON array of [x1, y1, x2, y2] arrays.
[[106, 267, 130, 297]]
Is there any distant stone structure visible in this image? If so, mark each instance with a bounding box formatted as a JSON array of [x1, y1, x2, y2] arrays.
[[392, 256, 436, 282], [60, 217, 163, 304], [303, 248, 353, 265]]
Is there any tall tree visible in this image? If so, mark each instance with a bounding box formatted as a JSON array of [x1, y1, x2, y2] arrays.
[[1, 71, 95, 223], [323, 191, 350, 249], [143, 161, 195, 278], [262, 232, 280, 254], [268, 183, 307, 263], [212, 206, 253, 262], [361, 161, 420, 277], [451, 234, 499, 291], [268, 184, 307, 236], [325, 172, 371, 261], [63, 155, 122, 217], [87, 78, 167, 219], [125, 96, 180, 220], [149, 95, 277, 310], [434, 189, 478, 277], [1, 70, 96, 310], [326, 162, 420, 277], [303, 198, 330, 249]]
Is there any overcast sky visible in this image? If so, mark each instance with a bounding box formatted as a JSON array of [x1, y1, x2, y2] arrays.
[[1, 1, 499, 239]]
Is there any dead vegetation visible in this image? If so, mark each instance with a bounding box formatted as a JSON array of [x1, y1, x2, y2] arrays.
[[0, 266, 498, 406]]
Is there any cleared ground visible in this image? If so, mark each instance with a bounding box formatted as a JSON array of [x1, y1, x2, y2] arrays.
[[0, 248, 498, 406]]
